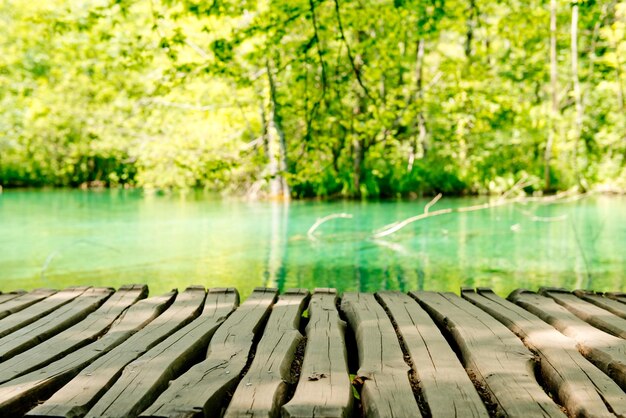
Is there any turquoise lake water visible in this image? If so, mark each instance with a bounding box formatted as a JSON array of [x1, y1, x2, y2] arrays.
[[0, 190, 624, 298]]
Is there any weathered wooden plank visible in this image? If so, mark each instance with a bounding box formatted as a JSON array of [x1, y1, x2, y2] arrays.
[[573, 290, 626, 320], [0, 290, 26, 305], [86, 288, 239, 418], [0, 284, 146, 385], [0, 287, 112, 361], [605, 293, 626, 305], [0, 286, 88, 339], [341, 292, 421, 418], [377, 291, 488, 418], [139, 287, 277, 418], [412, 291, 565, 418], [0, 290, 175, 417], [463, 288, 626, 418], [539, 288, 626, 339], [0, 288, 56, 319], [509, 289, 626, 391], [29, 287, 206, 418], [282, 289, 353, 418], [224, 289, 309, 418]]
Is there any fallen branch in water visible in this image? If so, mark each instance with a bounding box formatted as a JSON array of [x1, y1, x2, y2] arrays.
[[372, 188, 585, 238], [424, 193, 442, 214], [308, 213, 353, 240], [372, 194, 450, 238]]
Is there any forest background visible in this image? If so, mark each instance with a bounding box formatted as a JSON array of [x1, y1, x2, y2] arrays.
[[1, 0, 625, 199]]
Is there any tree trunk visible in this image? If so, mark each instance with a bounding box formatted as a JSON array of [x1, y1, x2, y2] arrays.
[[615, 42, 625, 111], [416, 38, 428, 160], [545, 0, 558, 191], [266, 60, 290, 200], [465, 0, 477, 58], [352, 28, 368, 198], [571, 0, 583, 184], [353, 134, 364, 196], [409, 38, 428, 171]]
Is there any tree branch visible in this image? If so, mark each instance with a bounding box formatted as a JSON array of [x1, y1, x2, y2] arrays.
[[308, 213, 353, 240], [332, 0, 372, 100], [373, 189, 586, 238]]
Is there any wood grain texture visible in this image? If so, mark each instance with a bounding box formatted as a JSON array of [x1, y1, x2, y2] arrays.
[[0, 286, 88, 339], [0, 284, 146, 385], [412, 291, 565, 418], [29, 287, 206, 418], [341, 292, 422, 418], [605, 293, 626, 305], [0, 287, 112, 362], [0, 290, 26, 305], [139, 287, 277, 418], [509, 289, 626, 391], [573, 290, 626, 320], [282, 289, 353, 418], [540, 288, 626, 338], [0, 285, 625, 417], [378, 291, 488, 418], [86, 288, 239, 418], [464, 288, 626, 418], [0, 288, 56, 320], [224, 289, 309, 418], [0, 290, 175, 417]]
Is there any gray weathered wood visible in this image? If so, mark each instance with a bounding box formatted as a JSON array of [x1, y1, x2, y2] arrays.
[[86, 288, 239, 418], [29, 287, 206, 418], [0, 290, 176, 417], [509, 289, 626, 391], [573, 290, 626, 320], [341, 292, 422, 418], [606, 293, 626, 304], [539, 288, 626, 338], [0, 288, 56, 319], [0, 286, 88, 339], [412, 291, 565, 418], [0, 284, 146, 385], [0, 287, 112, 362], [139, 287, 277, 418], [378, 291, 488, 418], [0, 290, 26, 305], [282, 289, 353, 418], [224, 289, 309, 418], [464, 288, 626, 418]]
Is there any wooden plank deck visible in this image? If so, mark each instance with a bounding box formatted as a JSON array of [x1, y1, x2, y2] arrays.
[[0, 284, 625, 417], [0, 287, 86, 338], [540, 287, 626, 338], [30, 287, 205, 418], [509, 289, 626, 392], [377, 291, 488, 418], [462, 288, 626, 417], [573, 289, 626, 320], [413, 291, 565, 418], [282, 289, 353, 418], [224, 289, 309, 417], [342, 292, 422, 418]]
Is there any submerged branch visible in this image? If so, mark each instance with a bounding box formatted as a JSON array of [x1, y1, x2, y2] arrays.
[[424, 193, 442, 214], [372, 207, 453, 238], [373, 189, 586, 238], [308, 213, 353, 240]]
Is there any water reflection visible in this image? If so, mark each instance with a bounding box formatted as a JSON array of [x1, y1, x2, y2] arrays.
[[0, 190, 624, 297], [264, 201, 288, 291]]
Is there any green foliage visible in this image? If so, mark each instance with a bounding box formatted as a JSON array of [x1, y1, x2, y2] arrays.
[[1, 0, 625, 196]]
